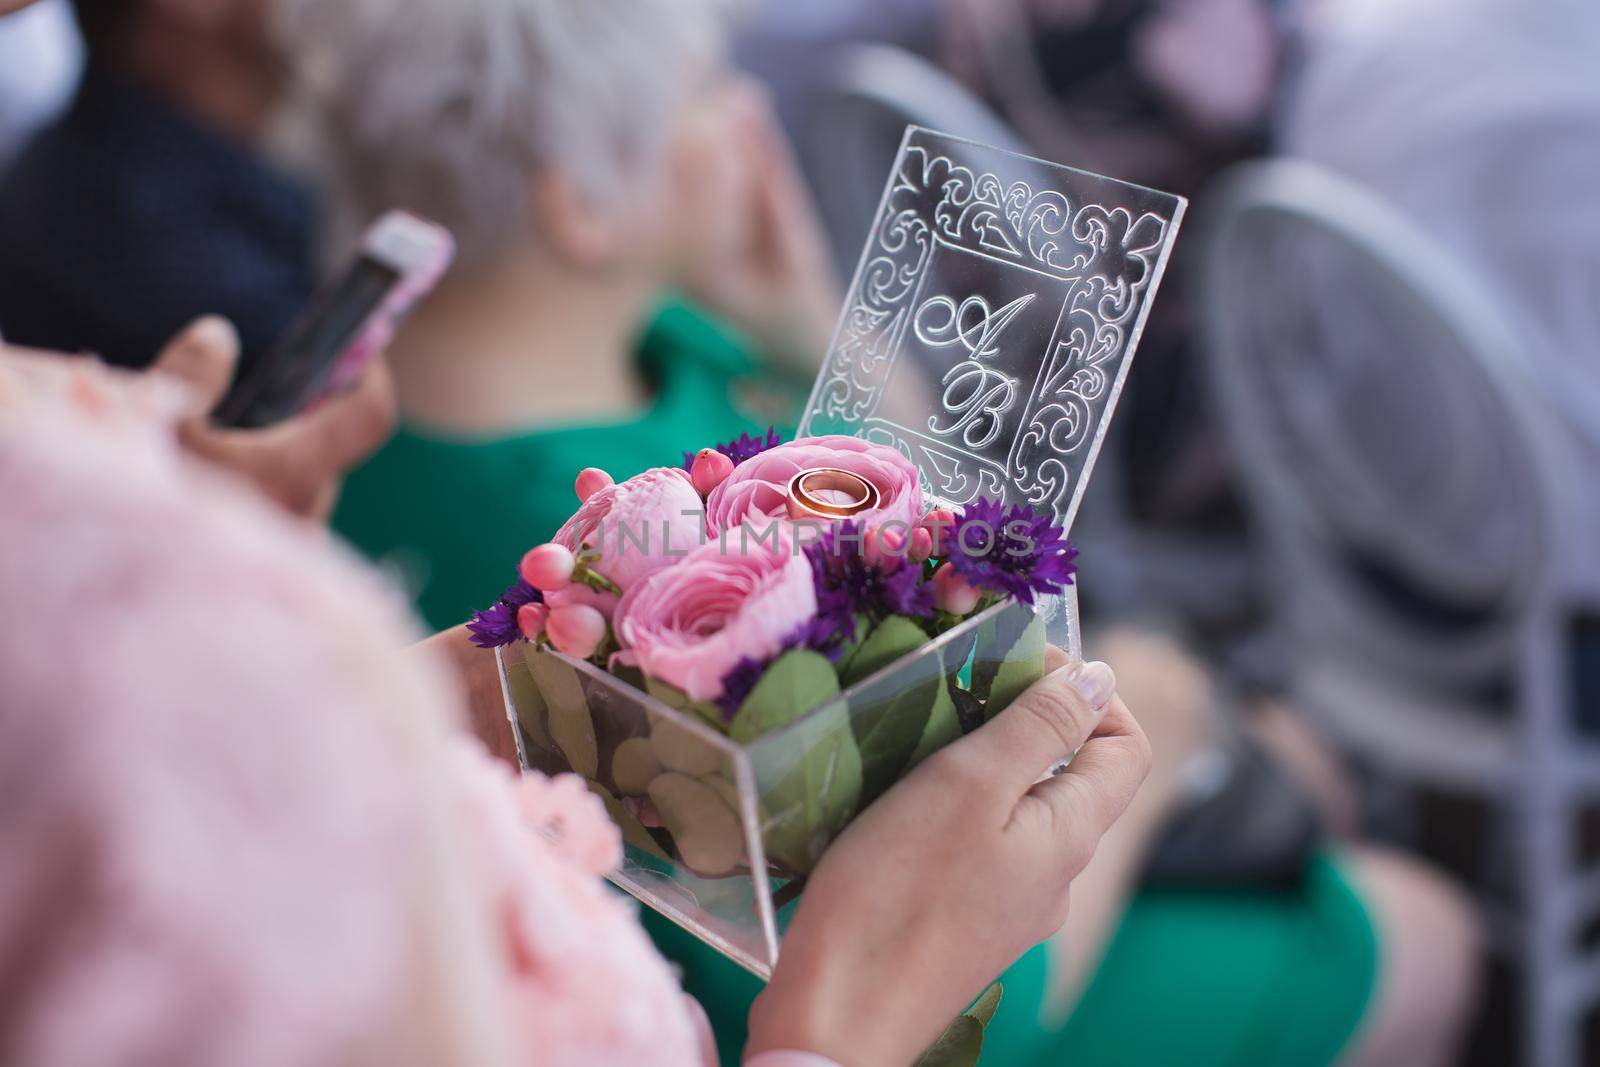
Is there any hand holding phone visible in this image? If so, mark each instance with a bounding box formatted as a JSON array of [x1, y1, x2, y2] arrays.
[[215, 211, 454, 429]]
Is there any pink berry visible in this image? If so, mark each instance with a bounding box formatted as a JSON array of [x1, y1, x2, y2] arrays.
[[520, 543, 575, 591], [920, 508, 958, 559], [933, 562, 981, 616], [863, 524, 908, 571], [546, 604, 608, 659], [908, 526, 934, 564], [517, 602, 549, 640], [690, 449, 735, 497], [575, 467, 614, 503]]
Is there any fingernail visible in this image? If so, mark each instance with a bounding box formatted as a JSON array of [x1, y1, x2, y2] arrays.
[[190, 315, 238, 348], [1067, 661, 1116, 711]]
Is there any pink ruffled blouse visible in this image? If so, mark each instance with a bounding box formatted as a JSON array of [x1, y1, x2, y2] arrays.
[[0, 355, 840, 1067]]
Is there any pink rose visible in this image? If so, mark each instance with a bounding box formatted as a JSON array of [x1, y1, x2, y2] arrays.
[[704, 434, 924, 537], [613, 540, 817, 703], [552, 467, 705, 592]]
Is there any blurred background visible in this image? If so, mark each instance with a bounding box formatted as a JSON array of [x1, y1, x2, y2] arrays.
[[1, 0, 1595, 1063]]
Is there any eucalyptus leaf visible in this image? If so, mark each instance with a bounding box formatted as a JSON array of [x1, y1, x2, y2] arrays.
[[833, 612, 873, 679], [730, 650, 841, 744], [648, 772, 744, 876], [645, 676, 725, 727], [525, 650, 597, 778], [913, 982, 1003, 1067], [699, 772, 744, 814], [913, 1017, 983, 1067], [970, 606, 1045, 716], [587, 781, 671, 861], [984, 610, 1047, 715], [966, 983, 1004, 1028], [649, 715, 723, 778], [841, 617, 938, 803], [842, 616, 927, 687], [905, 674, 961, 769], [503, 655, 551, 753], [729, 650, 857, 873], [610, 737, 662, 795]]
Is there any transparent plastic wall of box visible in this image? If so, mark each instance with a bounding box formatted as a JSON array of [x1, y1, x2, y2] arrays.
[[499, 587, 1077, 977]]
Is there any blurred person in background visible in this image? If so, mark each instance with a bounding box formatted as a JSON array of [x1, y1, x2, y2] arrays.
[[0, 0, 80, 172], [0, 355, 1152, 1067], [0, 314, 396, 520], [301, 0, 839, 632], [0, 0, 317, 370], [291, 0, 1482, 1064], [944, 0, 1288, 593], [1282, 0, 1600, 607]]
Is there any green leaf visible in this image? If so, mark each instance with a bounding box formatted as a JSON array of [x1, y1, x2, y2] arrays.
[[586, 781, 671, 861], [913, 983, 1003, 1067], [645, 676, 725, 728], [833, 612, 873, 679], [905, 674, 961, 769], [648, 772, 744, 876], [733, 650, 859, 874], [730, 650, 842, 744], [755, 722, 861, 874], [648, 715, 723, 777], [525, 649, 597, 778], [842, 616, 928, 687], [842, 617, 937, 803], [610, 737, 662, 795], [969, 606, 1045, 715], [966, 983, 1004, 1028], [503, 653, 550, 754], [914, 1017, 983, 1067], [985, 611, 1047, 715]]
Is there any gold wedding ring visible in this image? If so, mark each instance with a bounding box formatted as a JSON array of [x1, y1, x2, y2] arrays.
[[785, 467, 881, 520]]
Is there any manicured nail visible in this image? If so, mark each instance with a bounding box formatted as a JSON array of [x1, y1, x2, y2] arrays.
[[190, 315, 238, 349], [1068, 661, 1116, 711]]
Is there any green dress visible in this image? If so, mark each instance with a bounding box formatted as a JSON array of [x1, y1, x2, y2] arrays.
[[334, 301, 1378, 1067]]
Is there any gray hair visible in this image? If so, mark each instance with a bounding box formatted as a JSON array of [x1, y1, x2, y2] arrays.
[[284, 0, 727, 265]]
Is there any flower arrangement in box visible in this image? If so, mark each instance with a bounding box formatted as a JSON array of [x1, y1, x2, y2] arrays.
[[470, 126, 1184, 975], [470, 429, 1077, 904]]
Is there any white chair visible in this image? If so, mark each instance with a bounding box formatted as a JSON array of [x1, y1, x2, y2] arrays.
[[1199, 158, 1600, 1067]]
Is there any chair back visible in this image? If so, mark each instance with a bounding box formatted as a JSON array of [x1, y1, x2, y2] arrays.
[[1199, 160, 1564, 692], [797, 43, 1033, 280]]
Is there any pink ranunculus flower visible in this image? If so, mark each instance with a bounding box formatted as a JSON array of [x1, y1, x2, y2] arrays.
[[612, 540, 817, 704], [552, 466, 706, 592], [703, 434, 924, 538]]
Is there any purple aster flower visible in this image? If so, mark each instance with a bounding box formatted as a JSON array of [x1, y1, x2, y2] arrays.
[[948, 499, 1078, 606], [466, 577, 543, 649], [805, 521, 935, 626], [682, 427, 784, 471], [715, 655, 769, 720]]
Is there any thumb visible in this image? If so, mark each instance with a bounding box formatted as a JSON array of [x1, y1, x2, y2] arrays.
[[151, 316, 241, 416], [961, 659, 1116, 793]]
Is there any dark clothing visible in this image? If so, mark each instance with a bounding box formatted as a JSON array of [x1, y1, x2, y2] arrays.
[[0, 70, 315, 369]]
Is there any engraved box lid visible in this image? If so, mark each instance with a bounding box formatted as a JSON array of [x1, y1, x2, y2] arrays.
[[799, 126, 1187, 534]]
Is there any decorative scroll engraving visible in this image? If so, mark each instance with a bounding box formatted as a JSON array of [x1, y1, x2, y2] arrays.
[[800, 127, 1186, 532]]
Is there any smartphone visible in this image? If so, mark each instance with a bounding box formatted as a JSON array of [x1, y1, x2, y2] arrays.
[[215, 210, 455, 429]]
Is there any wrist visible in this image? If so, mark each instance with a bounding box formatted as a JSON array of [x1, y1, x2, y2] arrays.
[[747, 960, 908, 1067]]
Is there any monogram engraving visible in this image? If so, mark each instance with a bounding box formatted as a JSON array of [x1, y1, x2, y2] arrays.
[[915, 294, 1030, 449], [800, 127, 1185, 531]]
